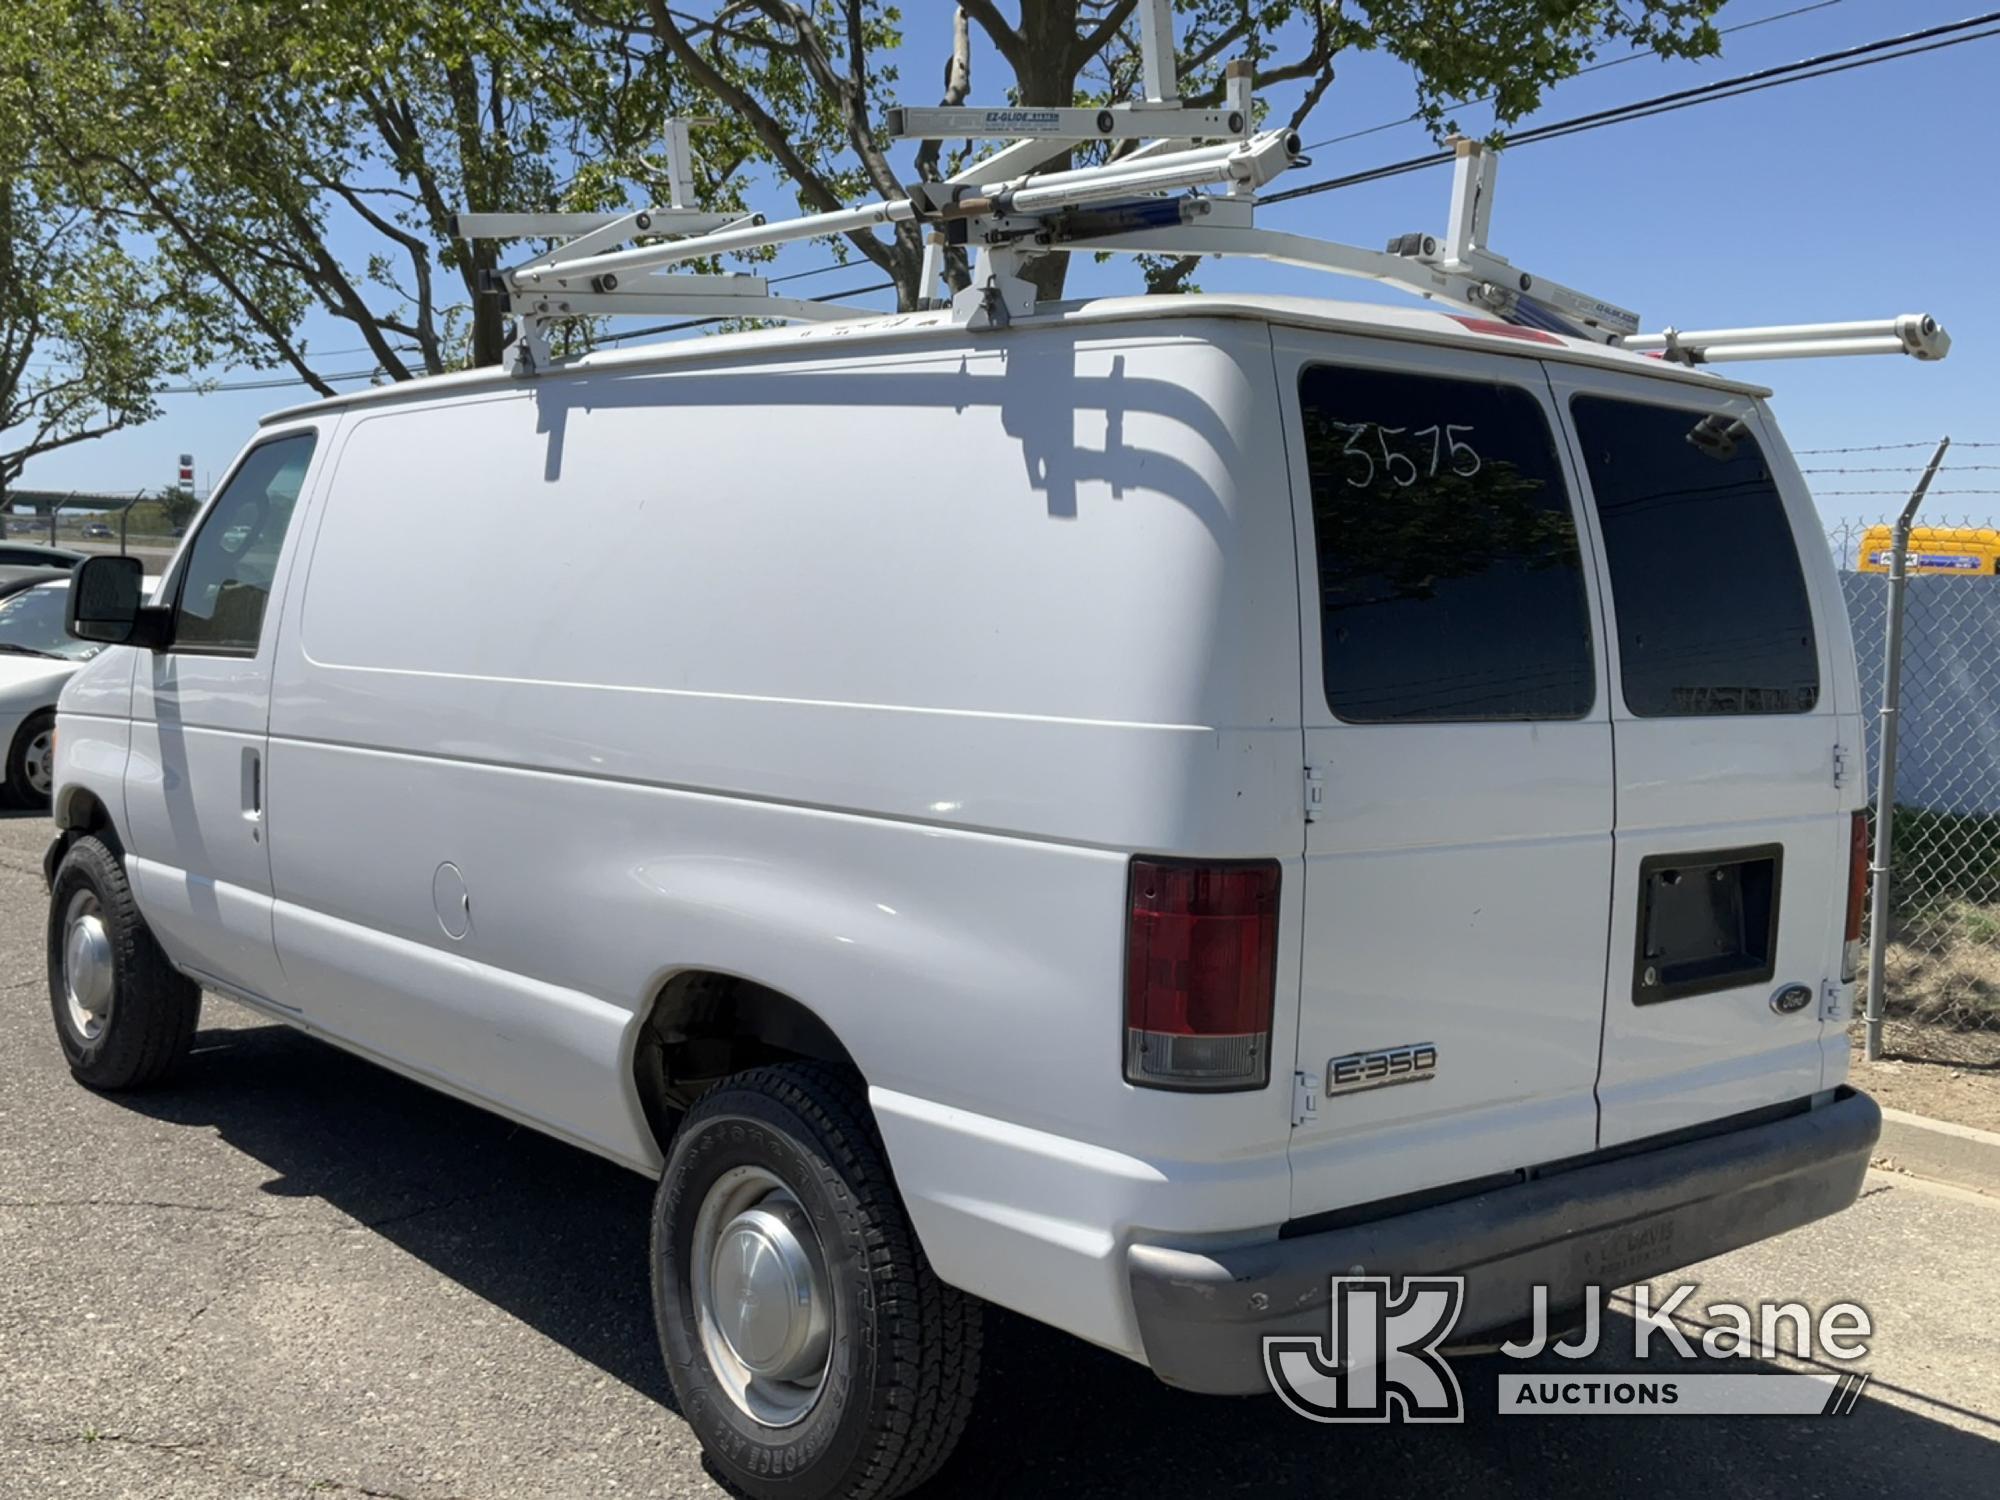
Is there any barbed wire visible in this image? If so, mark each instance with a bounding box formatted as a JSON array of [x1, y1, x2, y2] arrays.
[[1796, 441, 2000, 454], [1802, 465, 2000, 474]]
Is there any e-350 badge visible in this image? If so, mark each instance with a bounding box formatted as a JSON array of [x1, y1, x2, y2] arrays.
[[1326, 1042, 1437, 1097]]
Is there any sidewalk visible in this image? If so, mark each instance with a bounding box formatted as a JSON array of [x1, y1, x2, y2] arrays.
[[1874, 1106, 2000, 1198]]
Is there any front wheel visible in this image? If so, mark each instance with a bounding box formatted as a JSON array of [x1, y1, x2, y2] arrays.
[[653, 1062, 981, 1500], [47, 834, 202, 1090]]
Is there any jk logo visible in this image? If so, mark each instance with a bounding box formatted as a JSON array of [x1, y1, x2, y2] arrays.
[[1262, 1276, 1466, 1423]]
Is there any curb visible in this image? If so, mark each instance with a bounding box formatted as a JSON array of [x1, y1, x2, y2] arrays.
[[1873, 1107, 2000, 1198]]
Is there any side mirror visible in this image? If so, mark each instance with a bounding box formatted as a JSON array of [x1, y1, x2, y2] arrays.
[[68, 555, 169, 649]]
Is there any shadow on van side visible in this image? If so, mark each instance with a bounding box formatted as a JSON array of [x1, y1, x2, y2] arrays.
[[105, 1016, 2000, 1500], [523, 343, 1238, 531]]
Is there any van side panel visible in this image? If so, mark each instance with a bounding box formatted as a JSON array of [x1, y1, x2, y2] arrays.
[[263, 323, 1305, 1358]]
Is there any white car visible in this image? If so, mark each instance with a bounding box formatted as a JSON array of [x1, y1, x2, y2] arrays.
[[45, 293, 1881, 1500], [0, 575, 155, 806], [0, 577, 97, 806]]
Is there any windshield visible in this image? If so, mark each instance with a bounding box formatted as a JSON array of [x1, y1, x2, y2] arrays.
[[0, 582, 98, 661]]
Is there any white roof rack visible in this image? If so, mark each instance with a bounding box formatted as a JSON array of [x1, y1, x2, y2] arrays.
[[453, 0, 1950, 374]]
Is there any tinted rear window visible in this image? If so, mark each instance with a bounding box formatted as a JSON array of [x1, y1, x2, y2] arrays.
[[1299, 364, 1595, 722], [1570, 397, 1818, 717]]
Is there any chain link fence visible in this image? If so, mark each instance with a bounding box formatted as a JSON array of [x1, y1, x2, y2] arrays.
[[2, 488, 192, 560], [1828, 515, 2000, 1035]]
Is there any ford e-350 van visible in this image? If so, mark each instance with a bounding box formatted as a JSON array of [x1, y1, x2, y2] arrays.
[[46, 292, 1879, 1499]]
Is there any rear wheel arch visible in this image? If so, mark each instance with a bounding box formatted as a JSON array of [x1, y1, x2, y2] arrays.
[[631, 971, 865, 1157]]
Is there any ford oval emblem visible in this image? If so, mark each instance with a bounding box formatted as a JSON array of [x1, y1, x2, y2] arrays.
[[1770, 983, 1815, 1015]]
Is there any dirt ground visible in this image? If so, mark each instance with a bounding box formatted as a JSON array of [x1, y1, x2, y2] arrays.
[[1849, 1020, 2000, 1133]]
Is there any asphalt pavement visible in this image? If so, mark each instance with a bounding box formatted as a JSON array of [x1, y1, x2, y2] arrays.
[[1, 806, 1996, 1498]]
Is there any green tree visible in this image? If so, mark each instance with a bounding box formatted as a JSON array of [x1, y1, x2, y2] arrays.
[[579, 0, 1723, 306], [0, 171, 192, 500], [5, 0, 666, 391], [6, 0, 1726, 390]]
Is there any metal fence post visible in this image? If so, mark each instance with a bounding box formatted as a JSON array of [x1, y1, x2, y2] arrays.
[[1865, 435, 1952, 1060]]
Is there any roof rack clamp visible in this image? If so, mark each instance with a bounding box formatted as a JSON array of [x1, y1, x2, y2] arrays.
[[955, 245, 1036, 330], [508, 317, 553, 378]]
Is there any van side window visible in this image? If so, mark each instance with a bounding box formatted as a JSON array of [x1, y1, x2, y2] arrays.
[[1298, 364, 1596, 722], [172, 432, 317, 654], [1570, 397, 1818, 717]]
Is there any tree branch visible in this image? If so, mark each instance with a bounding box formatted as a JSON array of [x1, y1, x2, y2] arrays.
[[956, 0, 1024, 72], [638, 0, 899, 280], [914, 7, 972, 184], [75, 150, 334, 397], [1072, 0, 1140, 74], [745, 0, 904, 206], [1, 409, 141, 485]]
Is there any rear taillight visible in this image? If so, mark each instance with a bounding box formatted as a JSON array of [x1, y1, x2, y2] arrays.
[[1123, 857, 1279, 1092], [1843, 811, 1869, 983]]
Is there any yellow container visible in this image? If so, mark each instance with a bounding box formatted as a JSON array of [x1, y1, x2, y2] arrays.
[[1855, 525, 2000, 575]]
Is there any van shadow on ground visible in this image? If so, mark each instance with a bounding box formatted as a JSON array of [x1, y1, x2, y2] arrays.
[[109, 1019, 2000, 1500]]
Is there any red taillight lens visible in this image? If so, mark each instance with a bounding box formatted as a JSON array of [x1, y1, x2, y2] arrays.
[[1842, 810, 1869, 983], [1124, 857, 1279, 1092]]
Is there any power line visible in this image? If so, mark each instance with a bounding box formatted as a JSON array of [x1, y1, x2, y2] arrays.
[[147, 277, 898, 391], [1300, 0, 1854, 153], [155, 367, 387, 394], [592, 281, 898, 345], [239, 265, 860, 364], [1265, 11, 2000, 205]]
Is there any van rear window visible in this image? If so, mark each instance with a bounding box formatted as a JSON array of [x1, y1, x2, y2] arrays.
[[1298, 364, 1596, 722], [1570, 397, 1818, 717]]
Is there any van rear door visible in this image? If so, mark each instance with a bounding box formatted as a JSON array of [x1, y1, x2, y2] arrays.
[[1274, 330, 1615, 1218], [1546, 366, 1847, 1147]]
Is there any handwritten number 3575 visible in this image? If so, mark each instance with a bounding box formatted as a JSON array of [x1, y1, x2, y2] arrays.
[[1338, 423, 1481, 487]]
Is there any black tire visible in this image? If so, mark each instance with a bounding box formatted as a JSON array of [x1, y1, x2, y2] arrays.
[[654, 1061, 981, 1500], [6, 708, 55, 807], [47, 834, 201, 1090]]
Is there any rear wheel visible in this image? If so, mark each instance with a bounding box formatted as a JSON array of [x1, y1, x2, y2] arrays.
[[653, 1061, 980, 1500], [6, 709, 54, 807], [47, 834, 201, 1090]]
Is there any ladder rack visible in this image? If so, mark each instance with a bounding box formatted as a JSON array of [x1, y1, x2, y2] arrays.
[[453, 0, 1951, 373]]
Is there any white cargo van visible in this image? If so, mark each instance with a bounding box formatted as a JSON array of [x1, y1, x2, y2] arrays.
[[47, 293, 1880, 1497]]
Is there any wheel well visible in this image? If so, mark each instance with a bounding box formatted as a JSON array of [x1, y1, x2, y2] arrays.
[[633, 973, 862, 1153], [53, 786, 118, 847]]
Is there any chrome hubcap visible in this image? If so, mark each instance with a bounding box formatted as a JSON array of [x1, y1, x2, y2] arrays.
[[691, 1165, 832, 1427], [23, 728, 52, 797], [62, 890, 114, 1041]]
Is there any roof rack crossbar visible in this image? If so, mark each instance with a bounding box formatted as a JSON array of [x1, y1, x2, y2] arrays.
[[449, 7, 1951, 374]]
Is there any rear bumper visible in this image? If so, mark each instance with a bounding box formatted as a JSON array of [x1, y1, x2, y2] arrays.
[[1128, 1088, 1880, 1394]]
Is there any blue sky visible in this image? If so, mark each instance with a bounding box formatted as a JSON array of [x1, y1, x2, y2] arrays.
[[18, 0, 1997, 528]]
